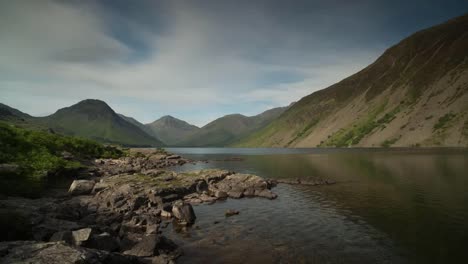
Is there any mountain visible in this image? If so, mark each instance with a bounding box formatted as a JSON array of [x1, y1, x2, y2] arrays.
[[145, 116, 199, 146], [118, 114, 154, 135], [178, 106, 288, 147], [40, 99, 163, 147], [0, 103, 31, 122], [236, 14, 468, 147]]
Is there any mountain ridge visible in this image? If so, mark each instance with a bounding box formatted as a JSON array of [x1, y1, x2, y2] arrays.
[[236, 14, 468, 147]]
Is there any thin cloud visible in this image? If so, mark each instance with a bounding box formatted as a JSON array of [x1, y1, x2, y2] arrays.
[[1, 0, 466, 126]]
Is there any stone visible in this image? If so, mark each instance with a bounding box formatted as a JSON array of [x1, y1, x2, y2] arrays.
[[160, 210, 172, 218], [93, 182, 109, 193], [171, 200, 196, 225], [123, 234, 164, 257], [86, 232, 120, 252], [214, 190, 228, 198], [227, 191, 244, 199], [0, 241, 138, 264], [255, 189, 278, 200], [68, 180, 95, 195], [61, 151, 73, 160], [0, 163, 19, 173], [49, 231, 73, 244], [166, 155, 181, 160], [225, 209, 240, 217], [71, 227, 94, 246]]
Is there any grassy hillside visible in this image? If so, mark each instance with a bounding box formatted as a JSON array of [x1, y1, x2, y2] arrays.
[[145, 115, 199, 146], [0, 100, 164, 147], [178, 106, 287, 147], [236, 14, 468, 148], [0, 122, 122, 176]]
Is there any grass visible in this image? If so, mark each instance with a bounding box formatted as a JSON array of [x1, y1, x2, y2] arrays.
[[286, 119, 319, 146], [433, 112, 456, 131], [381, 136, 402, 147], [321, 103, 402, 147], [0, 122, 123, 176]]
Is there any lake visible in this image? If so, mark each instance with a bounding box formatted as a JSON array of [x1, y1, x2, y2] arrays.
[[163, 147, 468, 264]]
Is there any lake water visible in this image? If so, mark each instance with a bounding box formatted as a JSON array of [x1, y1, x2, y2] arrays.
[[164, 148, 468, 264]]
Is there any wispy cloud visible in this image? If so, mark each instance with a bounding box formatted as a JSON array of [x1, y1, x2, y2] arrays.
[[1, 0, 466, 126]]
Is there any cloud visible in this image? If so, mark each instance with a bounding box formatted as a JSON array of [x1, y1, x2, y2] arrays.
[[1, 0, 465, 126]]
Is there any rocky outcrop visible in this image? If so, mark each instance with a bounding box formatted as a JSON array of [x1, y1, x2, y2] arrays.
[[272, 178, 337, 186], [94, 150, 189, 177], [0, 149, 277, 263]]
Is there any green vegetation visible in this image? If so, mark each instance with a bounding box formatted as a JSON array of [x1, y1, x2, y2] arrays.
[[0, 122, 123, 176], [433, 112, 456, 131], [286, 119, 319, 146], [322, 104, 402, 147], [381, 136, 402, 147]]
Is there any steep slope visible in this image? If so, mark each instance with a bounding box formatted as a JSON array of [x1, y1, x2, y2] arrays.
[[41, 99, 163, 146], [118, 114, 154, 136], [237, 14, 468, 148], [178, 106, 287, 147], [145, 115, 199, 146], [0, 103, 32, 122]]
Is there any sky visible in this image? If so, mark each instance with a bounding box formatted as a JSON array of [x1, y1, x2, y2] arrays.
[[1, 0, 467, 127]]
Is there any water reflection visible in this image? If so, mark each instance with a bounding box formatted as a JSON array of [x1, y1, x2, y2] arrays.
[[167, 149, 468, 264]]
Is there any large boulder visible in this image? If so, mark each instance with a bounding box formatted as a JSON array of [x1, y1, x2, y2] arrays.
[[68, 180, 95, 195], [171, 200, 196, 225]]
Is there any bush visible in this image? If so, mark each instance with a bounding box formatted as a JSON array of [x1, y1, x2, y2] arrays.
[[0, 122, 123, 176]]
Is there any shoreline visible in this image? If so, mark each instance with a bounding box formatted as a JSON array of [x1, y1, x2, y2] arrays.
[[0, 149, 278, 263]]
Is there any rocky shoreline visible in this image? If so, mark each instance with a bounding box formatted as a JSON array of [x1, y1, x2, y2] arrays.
[[0, 149, 278, 263]]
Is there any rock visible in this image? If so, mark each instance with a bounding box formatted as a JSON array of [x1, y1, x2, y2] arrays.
[[68, 180, 95, 195], [0, 163, 19, 173], [86, 232, 120, 252], [0, 241, 138, 264], [72, 227, 94, 246], [227, 191, 244, 199], [160, 175, 175, 181], [93, 182, 109, 193], [213, 190, 228, 198], [195, 181, 208, 193], [166, 155, 181, 160], [61, 151, 73, 160], [49, 231, 73, 244], [160, 210, 172, 218], [255, 189, 278, 199], [225, 209, 240, 217], [123, 234, 177, 258], [171, 200, 196, 225]]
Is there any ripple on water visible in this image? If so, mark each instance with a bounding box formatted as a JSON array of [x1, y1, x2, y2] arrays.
[[166, 185, 405, 264]]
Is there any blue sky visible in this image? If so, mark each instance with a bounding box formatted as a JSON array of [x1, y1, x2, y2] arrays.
[[1, 0, 467, 126]]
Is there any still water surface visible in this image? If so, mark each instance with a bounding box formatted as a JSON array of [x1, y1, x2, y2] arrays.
[[164, 148, 468, 264]]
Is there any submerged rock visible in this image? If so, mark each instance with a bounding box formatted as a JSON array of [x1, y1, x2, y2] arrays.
[[225, 209, 240, 217], [171, 200, 196, 225], [123, 234, 177, 258]]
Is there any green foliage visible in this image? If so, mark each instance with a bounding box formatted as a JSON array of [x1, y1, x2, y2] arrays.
[[286, 119, 319, 146], [322, 104, 402, 147], [0, 122, 123, 176], [433, 112, 456, 131], [380, 136, 401, 148]]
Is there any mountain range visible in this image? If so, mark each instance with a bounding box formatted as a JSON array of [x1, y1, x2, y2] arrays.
[[237, 14, 468, 147], [1, 14, 467, 148], [0, 100, 286, 147]]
